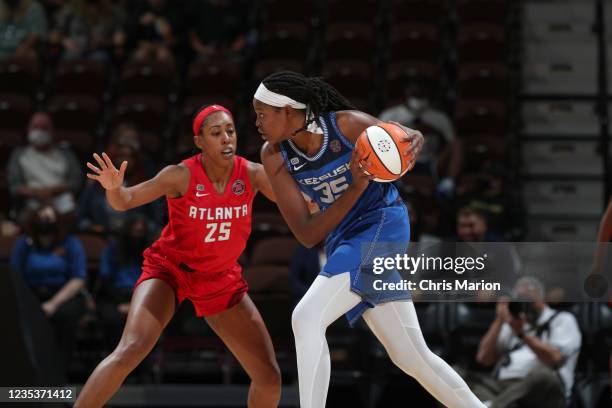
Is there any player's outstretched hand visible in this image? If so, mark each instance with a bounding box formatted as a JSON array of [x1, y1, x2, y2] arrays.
[[86, 152, 128, 191], [388, 121, 424, 171], [349, 146, 372, 191]]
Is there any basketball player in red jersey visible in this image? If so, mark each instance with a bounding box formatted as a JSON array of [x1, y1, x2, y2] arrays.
[[75, 105, 281, 408]]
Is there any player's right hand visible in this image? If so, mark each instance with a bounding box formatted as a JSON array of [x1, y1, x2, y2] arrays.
[[87, 152, 128, 191], [349, 146, 372, 191]]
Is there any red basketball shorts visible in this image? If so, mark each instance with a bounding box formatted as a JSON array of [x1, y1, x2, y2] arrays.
[[135, 250, 248, 317]]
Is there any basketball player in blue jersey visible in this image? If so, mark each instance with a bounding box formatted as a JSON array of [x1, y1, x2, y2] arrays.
[[253, 71, 486, 408]]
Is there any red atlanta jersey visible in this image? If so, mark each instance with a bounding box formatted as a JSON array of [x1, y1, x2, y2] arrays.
[[146, 154, 254, 273]]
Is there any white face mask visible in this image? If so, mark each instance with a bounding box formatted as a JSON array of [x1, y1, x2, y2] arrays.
[[407, 97, 428, 112], [28, 129, 52, 147]]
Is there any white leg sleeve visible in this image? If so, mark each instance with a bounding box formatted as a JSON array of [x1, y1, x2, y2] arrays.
[[291, 273, 362, 408], [363, 301, 487, 408]]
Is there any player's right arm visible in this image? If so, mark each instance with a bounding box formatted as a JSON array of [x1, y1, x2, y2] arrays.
[[261, 142, 369, 248], [86, 152, 188, 211]]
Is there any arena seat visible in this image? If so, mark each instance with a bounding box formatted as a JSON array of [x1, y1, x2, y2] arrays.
[[522, 140, 601, 177], [388, 24, 441, 63], [52, 60, 108, 97], [522, 101, 599, 137], [253, 58, 306, 84], [456, 63, 510, 99], [456, 24, 508, 63], [249, 236, 299, 266], [383, 61, 437, 106], [388, 0, 447, 24], [0, 57, 40, 96], [186, 60, 241, 98], [325, 0, 381, 24], [159, 302, 228, 383], [112, 95, 167, 133], [462, 136, 507, 173], [259, 0, 317, 25], [48, 94, 100, 133], [523, 180, 602, 218], [456, 0, 509, 24], [0, 93, 33, 132], [447, 303, 496, 368], [138, 131, 164, 161], [592, 303, 612, 374], [244, 265, 290, 295], [413, 302, 449, 357], [454, 99, 508, 135], [54, 130, 95, 164], [0, 130, 24, 167], [116, 60, 175, 97], [524, 41, 596, 96], [321, 60, 371, 101], [258, 23, 310, 61], [324, 22, 374, 61]]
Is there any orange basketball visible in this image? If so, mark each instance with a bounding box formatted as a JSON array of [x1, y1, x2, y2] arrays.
[[355, 122, 411, 182]]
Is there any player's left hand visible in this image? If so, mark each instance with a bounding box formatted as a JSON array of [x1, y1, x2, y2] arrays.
[[389, 121, 424, 171]]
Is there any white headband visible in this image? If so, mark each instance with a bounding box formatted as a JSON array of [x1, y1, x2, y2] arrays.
[[254, 82, 323, 135], [254, 83, 306, 109]]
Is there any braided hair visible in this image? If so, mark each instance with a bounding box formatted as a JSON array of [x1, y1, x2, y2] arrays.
[[261, 71, 357, 133]]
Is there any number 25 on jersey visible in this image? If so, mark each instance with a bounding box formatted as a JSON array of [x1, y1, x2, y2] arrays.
[[204, 222, 231, 242]]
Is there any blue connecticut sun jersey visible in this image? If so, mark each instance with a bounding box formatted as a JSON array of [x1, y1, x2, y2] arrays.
[[279, 111, 412, 325]]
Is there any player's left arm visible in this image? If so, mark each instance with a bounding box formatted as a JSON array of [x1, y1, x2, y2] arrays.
[[248, 161, 276, 202], [335, 110, 424, 169]]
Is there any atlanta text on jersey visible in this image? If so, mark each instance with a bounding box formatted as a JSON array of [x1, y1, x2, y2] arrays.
[[188, 205, 249, 221]]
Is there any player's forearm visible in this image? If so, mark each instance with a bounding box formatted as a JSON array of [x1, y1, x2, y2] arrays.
[[292, 184, 365, 248], [476, 318, 503, 366], [105, 186, 133, 211]]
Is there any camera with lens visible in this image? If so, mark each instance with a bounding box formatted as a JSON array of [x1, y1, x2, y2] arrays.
[[508, 295, 533, 319]]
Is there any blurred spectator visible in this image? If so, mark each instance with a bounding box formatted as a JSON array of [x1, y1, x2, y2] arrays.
[[0, 0, 47, 58], [107, 122, 157, 176], [0, 211, 20, 235], [127, 0, 181, 63], [186, 0, 251, 61], [78, 137, 160, 233], [380, 79, 463, 198], [9, 205, 87, 363], [289, 242, 325, 304], [455, 165, 525, 239], [454, 206, 503, 243], [50, 0, 125, 60], [466, 277, 581, 407], [95, 214, 149, 348], [7, 111, 82, 220]]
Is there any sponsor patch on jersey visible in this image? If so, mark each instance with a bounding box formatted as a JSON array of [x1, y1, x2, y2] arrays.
[[232, 179, 245, 195], [329, 139, 341, 153], [196, 184, 205, 191], [290, 157, 300, 165]]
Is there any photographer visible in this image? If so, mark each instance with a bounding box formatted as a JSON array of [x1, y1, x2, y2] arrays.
[[471, 277, 581, 407]]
